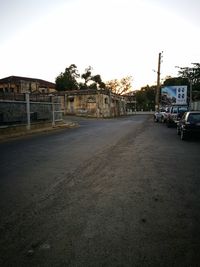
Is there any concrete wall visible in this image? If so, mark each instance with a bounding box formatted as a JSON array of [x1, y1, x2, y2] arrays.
[[191, 101, 200, 111], [0, 94, 62, 125], [0, 101, 27, 123], [64, 91, 126, 118]]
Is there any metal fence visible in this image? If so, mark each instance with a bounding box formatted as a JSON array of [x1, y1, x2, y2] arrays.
[[0, 93, 63, 128]]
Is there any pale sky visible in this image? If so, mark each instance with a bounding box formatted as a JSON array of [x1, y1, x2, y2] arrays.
[[0, 0, 200, 90]]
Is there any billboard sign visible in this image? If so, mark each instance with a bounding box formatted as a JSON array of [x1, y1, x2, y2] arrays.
[[161, 86, 187, 105]]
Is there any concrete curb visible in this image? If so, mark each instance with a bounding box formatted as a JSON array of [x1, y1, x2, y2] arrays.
[[0, 121, 79, 142]]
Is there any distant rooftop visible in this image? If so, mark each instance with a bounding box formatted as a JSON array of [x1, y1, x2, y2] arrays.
[[0, 75, 55, 88]]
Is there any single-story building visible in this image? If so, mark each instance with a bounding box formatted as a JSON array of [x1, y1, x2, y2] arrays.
[[57, 89, 127, 118]]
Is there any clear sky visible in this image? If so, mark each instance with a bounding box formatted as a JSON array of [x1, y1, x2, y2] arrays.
[[0, 0, 200, 90]]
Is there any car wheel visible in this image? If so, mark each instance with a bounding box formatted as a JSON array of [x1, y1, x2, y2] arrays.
[[154, 116, 158, 122], [180, 129, 187, 140]]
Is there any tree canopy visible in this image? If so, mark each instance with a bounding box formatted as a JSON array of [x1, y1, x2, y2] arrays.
[[177, 63, 200, 95], [135, 85, 156, 111], [162, 63, 200, 90], [55, 64, 80, 91], [56, 65, 106, 91], [163, 76, 189, 87], [80, 66, 106, 90], [106, 76, 133, 95]]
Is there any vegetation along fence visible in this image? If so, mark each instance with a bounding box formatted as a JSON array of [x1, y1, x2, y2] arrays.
[[0, 92, 63, 128]]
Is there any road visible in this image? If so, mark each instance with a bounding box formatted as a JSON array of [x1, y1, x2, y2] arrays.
[[0, 115, 200, 267]]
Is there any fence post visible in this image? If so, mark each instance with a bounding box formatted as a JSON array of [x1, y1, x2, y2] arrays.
[[51, 95, 55, 127], [26, 92, 31, 130]]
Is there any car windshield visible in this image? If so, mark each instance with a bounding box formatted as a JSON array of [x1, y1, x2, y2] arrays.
[[188, 113, 200, 122]]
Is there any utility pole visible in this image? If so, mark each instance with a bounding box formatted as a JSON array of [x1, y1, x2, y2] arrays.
[[155, 52, 163, 111], [189, 79, 193, 110]]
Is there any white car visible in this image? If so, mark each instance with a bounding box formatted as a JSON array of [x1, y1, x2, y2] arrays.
[[154, 107, 169, 123]]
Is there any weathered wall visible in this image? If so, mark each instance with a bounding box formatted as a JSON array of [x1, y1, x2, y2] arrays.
[[0, 80, 56, 94], [0, 95, 62, 125], [0, 102, 27, 123], [191, 101, 200, 111], [64, 91, 126, 118]]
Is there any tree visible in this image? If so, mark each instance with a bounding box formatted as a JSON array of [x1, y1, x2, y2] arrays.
[[135, 85, 156, 111], [120, 76, 133, 95], [106, 79, 119, 94], [106, 76, 133, 95], [135, 90, 147, 110], [55, 64, 80, 91], [163, 76, 189, 87], [177, 63, 200, 86], [91, 74, 106, 89], [79, 66, 106, 90], [81, 66, 92, 87], [177, 63, 200, 99]]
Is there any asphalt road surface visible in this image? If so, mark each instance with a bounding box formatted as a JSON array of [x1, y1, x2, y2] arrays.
[[0, 115, 200, 267]]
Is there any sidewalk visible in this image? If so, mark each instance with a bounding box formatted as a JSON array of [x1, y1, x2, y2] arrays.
[[0, 119, 78, 142]]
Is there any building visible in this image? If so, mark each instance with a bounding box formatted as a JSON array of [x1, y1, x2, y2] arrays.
[[123, 91, 137, 112], [0, 76, 56, 94], [57, 89, 127, 118]]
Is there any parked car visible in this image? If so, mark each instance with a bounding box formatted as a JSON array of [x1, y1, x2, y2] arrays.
[[166, 105, 188, 127], [154, 107, 169, 123], [160, 107, 169, 123], [177, 111, 200, 140], [154, 110, 162, 122]]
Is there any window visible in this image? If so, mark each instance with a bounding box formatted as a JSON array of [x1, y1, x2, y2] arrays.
[[69, 97, 74, 102], [188, 113, 200, 122]]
